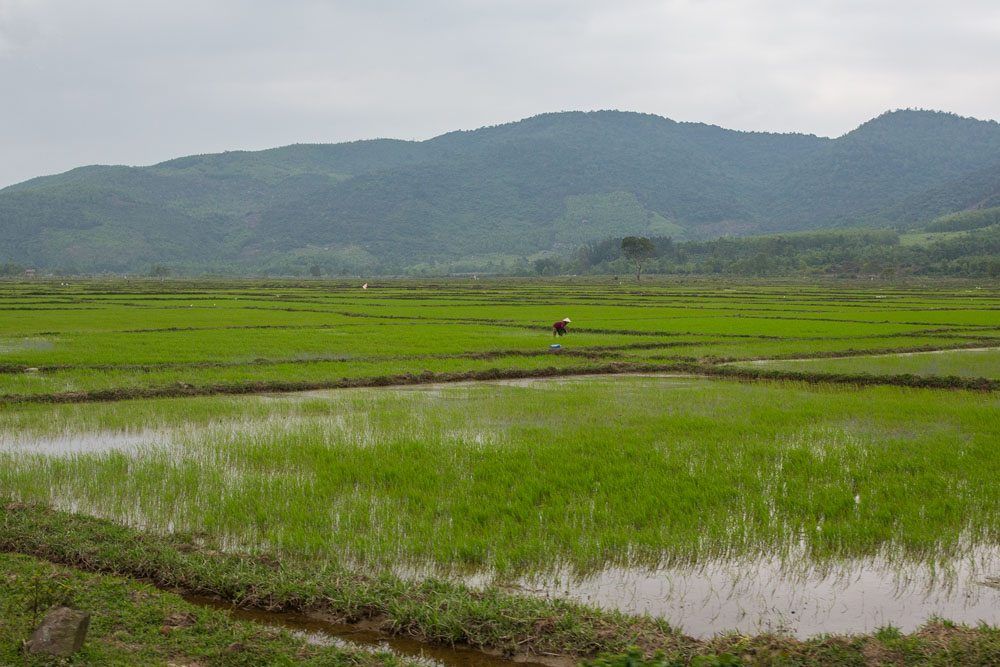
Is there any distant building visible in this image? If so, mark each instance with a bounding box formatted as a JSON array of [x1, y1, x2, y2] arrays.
[[23, 268, 36, 278]]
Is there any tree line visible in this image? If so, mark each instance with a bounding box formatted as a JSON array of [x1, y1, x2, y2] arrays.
[[533, 227, 1000, 278]]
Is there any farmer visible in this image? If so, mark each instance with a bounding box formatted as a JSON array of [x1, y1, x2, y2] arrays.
[[552, 317, 571, 336]]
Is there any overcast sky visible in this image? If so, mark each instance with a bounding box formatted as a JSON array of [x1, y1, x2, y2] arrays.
[[2, 0, 999, 187]]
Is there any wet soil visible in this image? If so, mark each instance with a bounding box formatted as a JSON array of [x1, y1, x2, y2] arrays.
[[185, 594, 562, 667]]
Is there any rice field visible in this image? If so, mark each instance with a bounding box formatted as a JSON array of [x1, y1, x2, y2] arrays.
[[3, 378, 998, 569], [2, 279, 997, 398], [1, 278, 998, 651], [742, 347, 1000, 379]]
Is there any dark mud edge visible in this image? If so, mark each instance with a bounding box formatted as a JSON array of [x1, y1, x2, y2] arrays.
[[2, 503, 998, 665], [2, 361, 996, 405], [0, 341, 704, 375], [706, 341, 999, 364], [688, 363, 999, 391]]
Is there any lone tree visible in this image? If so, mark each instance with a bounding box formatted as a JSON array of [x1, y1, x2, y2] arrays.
[[621, 236, 656, 282]]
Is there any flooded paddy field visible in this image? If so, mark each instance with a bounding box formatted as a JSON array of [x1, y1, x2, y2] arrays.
[[740, 346, 1000, 380], [2, 280, 999, 400], [500, 548, 1000, 638], [3, 377, 999, 638], [1, 279, 999, 661]]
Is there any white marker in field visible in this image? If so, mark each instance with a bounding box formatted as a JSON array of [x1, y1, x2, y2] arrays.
[[362, 283, 368, 290]]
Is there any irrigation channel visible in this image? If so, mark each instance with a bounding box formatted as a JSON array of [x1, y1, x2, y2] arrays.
[[6, 375, 1000, 641], [185, 595, 559, 667]]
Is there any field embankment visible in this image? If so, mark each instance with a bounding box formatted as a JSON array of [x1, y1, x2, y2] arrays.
[[1, 279, 998, 664], [3, 504, 999, 666]]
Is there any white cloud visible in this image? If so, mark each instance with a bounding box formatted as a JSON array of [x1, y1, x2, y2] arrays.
[[1, 0, 998, 186]]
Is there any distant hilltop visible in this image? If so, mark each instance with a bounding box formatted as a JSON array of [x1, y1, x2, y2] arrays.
[[2, 109, 999, 274]]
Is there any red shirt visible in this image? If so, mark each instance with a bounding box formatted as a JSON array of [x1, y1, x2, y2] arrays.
[[553, 321, 567, 330]]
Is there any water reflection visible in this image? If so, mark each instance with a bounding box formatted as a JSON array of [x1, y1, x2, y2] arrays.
[[5, 395, 998, 639], [465, 548, 1000, 638], [0, 429, 163, 455]]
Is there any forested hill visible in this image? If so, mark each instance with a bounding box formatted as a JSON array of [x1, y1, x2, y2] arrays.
[[2, 109, 1000, 274]]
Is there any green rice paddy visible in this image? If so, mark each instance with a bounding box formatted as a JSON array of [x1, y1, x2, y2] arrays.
[[1, 278, 998, 657], [2, 378, 997, 573], [1, 280, 997, 399], [744, 347, 1000, 379]]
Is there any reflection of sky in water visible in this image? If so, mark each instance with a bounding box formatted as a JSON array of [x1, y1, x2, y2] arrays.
[[0, 429, 164, 455], [471, 549, 1000, 638], [0, 337, 55, 354], [6, 397, 999, 639], [490, 374, 696, 389], [0, 415, 320, 456]]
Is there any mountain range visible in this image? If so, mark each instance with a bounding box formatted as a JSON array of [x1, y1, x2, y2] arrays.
[[2, 109, 999, 274]]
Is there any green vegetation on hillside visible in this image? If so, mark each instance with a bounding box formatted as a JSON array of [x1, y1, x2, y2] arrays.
[[924, 205, 1000, 232], [3, 109, 1000, 274]]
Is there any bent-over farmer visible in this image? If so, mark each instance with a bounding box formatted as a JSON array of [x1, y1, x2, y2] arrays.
[[553, 317, 571, 336]]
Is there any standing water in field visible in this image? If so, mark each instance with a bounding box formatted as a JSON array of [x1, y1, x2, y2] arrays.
[[0, 428, 167, 455], [487, 547, 1000, 638], [3, 378, 998, 640]]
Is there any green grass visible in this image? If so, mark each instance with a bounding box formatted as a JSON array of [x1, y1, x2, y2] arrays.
[[2, 377, 997, 572], [741, 348, 1000, 380], [1, 280, 997, 569], [1, 278, 998, 658], [1, 280, 998, 401], [4, 506, 999, 665], [0, 354, 614, 398], [0, 551, 411, 666], [0, 503, 680, 659]]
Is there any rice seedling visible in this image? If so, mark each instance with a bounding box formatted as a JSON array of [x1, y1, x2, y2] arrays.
[[743, 347, 1000, 379], [3, 377, 996, 574], [2, 280, 997, 400], [2, 278, 998, 654]]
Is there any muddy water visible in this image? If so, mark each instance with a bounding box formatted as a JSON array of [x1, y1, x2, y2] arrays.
[[491, 547, 1000, 638], [185, 595, 557, 667]]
